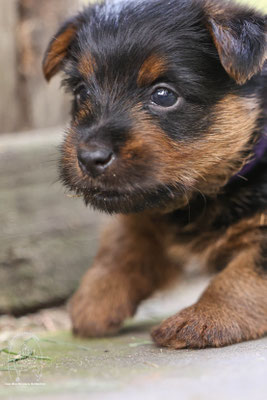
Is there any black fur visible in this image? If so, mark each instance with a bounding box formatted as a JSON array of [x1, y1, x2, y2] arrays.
[[44, 0, 266, 238], [60, 0, 265, 145]]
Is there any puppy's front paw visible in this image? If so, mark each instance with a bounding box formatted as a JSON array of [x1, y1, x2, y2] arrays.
[[151, 303, 251, 349], [69, 269, 136, 338]]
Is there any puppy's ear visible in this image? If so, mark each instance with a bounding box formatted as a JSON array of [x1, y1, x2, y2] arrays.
[[43, 17, 80, 81], [207, 6, 266, 85]]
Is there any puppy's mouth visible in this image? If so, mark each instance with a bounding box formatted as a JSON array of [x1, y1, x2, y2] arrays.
[[60, 147, 187, 214], [65, 182, 185, 214]]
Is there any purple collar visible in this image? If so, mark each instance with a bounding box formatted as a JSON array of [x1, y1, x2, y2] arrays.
[[228, 133, 267, 184]]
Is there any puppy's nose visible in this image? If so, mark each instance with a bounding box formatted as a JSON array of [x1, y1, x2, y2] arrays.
[[78, 148, 114, 176]]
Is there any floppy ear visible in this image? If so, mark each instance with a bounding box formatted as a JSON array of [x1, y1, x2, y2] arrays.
[[207, 8, 266, 85], [43, 18, 79, 81]]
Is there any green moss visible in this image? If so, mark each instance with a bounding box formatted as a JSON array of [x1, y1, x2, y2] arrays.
[[0, 321, 172, 398]]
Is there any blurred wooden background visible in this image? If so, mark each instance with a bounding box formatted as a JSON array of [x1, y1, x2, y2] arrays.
[[0, 0, 83, 133]]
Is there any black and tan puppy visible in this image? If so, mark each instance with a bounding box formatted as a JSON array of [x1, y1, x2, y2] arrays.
[[43, 0, 267, 348]]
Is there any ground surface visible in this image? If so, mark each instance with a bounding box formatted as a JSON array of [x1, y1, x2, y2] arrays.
[[0, 276, 266, 400]]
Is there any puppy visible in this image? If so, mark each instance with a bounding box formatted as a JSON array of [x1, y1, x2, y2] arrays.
[[43, 0, 267, 348]]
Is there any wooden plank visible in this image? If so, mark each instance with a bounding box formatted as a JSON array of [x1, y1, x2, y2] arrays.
[[0, 0, 20, 132], [0, 129, 109, 315], [16, 0, 80, 131], [0, 0, 80, 133]]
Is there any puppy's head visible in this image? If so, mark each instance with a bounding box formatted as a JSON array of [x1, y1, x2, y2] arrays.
[[43, 0, 266, 213]]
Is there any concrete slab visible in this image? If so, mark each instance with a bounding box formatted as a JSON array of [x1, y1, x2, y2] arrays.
[[0, 277, 266, 400]]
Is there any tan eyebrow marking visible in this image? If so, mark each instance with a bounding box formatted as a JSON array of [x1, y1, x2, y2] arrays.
[[78, 52, 97, 78], [137, 54, 167, 87]]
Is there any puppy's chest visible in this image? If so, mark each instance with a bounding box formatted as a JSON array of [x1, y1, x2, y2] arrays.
[[165, 223, 220, 273], [164, 209, 266, 273]]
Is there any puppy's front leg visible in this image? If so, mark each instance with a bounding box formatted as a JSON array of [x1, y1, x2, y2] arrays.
[[152, 220, 267, 349], [70, 214, 177, 337]]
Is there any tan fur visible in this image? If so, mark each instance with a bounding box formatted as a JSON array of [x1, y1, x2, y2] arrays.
[[123, 95, 260, 194], [70, 210, 267, 346], [207, 23, 266, 85], [78, 53, 96, 79], [137, 54, 167, 87], [70, 214, 179, 337], [205, 1, 267, 84], [152, 238, 267, 348], [76, 101, 93, 121], [43, 24, 77, 81], [152, 213, 267, 348]]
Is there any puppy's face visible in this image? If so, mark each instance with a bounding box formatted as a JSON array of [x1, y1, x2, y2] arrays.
[[43, 0, 266, 213]]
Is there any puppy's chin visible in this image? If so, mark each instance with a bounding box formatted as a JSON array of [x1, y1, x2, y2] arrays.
[[59, 158, 188, 214], [71, 185, 186, 214]]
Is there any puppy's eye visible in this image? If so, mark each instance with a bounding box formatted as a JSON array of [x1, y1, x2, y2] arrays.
[[151, 87, 178, 108], [74, 84, 89, 106]]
